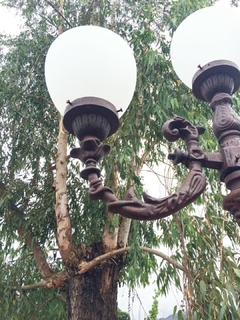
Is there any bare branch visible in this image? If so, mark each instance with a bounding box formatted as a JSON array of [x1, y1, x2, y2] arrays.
[[78, 247, 128, 274], [18, 224, 53, 279], [12, 280, 48, 291], [174, 214, 191, 276], [141, 246, 185, 271], [56, 293, 67, 303], [118, 216, 131, 248], [38, 296, 55, 312], [37, 293, 66, 314], [55, 119, 71, 254], [78, 246, 185, 274], [11, 272, 67, 291], [38, 13, 58, 29], [3, 187, 60, 283], [37, 294, 67, 315], [55, 119, 78, 265], [45, 0, 73, 28]]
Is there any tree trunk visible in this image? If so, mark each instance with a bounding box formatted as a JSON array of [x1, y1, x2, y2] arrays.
[[65, 244, 123, 320]]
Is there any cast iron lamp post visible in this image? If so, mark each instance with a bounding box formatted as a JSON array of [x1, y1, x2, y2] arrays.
[[45, 6, 240, 225]]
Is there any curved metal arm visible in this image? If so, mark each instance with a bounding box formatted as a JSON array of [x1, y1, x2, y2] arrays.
[[107, 116, 207, 219], [107, 163, 206, 220], [70, 116, 207, 220]]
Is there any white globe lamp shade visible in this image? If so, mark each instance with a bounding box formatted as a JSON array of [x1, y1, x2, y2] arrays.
[[170, 6, 240, 89], [45, 25, 137, 140]]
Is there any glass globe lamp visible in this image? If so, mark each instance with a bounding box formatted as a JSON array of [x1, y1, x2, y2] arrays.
[[170, 6, 240, 100], [45, 25, 137, 142]]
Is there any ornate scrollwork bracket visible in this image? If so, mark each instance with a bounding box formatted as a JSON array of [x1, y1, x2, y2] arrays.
[[69, 61, 240, 225], [70, 116, 208, 221]]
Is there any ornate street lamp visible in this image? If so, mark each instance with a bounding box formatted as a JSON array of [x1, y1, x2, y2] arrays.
[[168, 6, 240, 225], [45, 7, 240, 225]]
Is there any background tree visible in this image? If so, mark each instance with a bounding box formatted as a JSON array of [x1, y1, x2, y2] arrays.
[[1, 0, 240, 319]]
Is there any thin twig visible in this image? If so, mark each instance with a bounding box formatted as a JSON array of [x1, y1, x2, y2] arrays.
[[45, 0, 73, 28], [37, 296, 54, 312], [38, 13, 58, 29], [56, 293, 67, 303]]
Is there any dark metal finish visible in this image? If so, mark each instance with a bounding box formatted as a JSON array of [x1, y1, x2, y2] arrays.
[[72, 114, 111, 142], [66, 59, 240, 226], [69, 116, 208, 221], [63, 97, 119, 141], [161, 60, 240, 226], [192, 60, 240, 101], [188, 60, 240, 225], [70, 136, 110, 180], [106, 117, 208, 219]]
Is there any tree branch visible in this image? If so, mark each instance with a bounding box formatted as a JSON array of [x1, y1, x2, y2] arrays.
[[56, 293, 67, 303], [12, 280, 48, 291], [141, 246, 185, 271], [17, 217, 68, 285], [37, 296, 55, 312], [55, 118, 78, 265], [18, 224, 53, 279], [45, 0, 73, 28], [118, 216, 131, 248], [11, 272, 67, 291], [3, 186, 61, 284], [37, 293, 66, 313], [38, 13, 58, 29], [78, 246, 185, 274], [174, 214, 191, 277]]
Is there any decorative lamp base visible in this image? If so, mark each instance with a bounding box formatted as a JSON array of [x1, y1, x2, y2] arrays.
[[192, 60, 240, 102], [63, 97, 119, 141]]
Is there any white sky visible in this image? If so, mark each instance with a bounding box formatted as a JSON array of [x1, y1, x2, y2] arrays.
[[0, 0, 236, 319], [0, 5, 23, 35]]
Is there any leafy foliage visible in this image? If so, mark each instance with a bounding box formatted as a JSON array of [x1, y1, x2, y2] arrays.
[[118, 308, 130, 320], [1, 0, 240, 319], [146, 290, 161, 320], [0, 250, 66, 319]]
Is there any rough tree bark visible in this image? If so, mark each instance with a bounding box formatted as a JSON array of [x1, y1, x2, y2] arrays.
[[65, 243, 124, 320]]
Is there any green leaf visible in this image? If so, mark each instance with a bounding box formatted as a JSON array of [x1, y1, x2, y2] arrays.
[[233, 268, 240, 278], [200, 280, 206, 299], [172, 305, 177, 319], [219, 304, 227, 320]]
